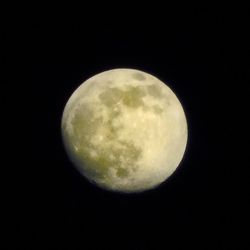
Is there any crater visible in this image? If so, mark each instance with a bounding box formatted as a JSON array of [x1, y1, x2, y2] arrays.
[[122, 86, 146, 108], [132, 72, 146, 81], [152, 105, 163, 114], [116, 167, 129, 178], [99, 87, 123, 107], [147, 84, 163, 98], [99, 86, 147, 109], [83, 139, 142, 181]]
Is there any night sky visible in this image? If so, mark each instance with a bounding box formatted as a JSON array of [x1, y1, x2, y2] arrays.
[[4, 6, 249, 249]]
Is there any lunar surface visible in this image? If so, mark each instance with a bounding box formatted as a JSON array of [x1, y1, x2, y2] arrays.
[[61, 68, 188, 193]]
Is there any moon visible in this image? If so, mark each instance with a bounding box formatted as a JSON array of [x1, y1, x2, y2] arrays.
[[61, 68, 188, 193]]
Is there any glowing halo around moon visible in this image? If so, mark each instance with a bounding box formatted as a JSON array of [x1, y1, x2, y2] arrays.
[[61, 68, 188, 193]]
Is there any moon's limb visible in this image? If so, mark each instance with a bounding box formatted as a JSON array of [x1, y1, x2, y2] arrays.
[[62, 68, 188, 192]]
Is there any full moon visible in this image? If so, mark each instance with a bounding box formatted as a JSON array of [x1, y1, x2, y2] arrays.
[[61, 68, 188, 193]]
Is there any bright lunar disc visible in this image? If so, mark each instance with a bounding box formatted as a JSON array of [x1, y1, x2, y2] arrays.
[[61, 68, 188, 193]]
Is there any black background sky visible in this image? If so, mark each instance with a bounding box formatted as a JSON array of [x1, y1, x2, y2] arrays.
[[3, 5, 249, 250]]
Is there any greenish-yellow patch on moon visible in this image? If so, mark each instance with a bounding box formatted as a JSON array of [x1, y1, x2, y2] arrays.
[[132, 72, 146, 81], [62, 68, 188, 193]]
